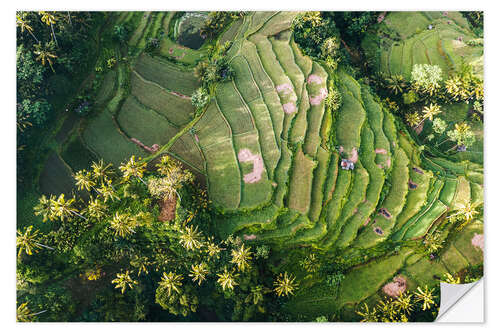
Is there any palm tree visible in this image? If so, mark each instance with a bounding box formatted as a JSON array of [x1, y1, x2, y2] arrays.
[[33, 194, 55, 222], [414, 286, 436, 310], [91, 159, 114, 184], [131, 255, 152, 276], [217, 267, 239, 291], [418, 103, 442, 126], [245, 285, 269, 305], [33, 42, 57, 72], [393, 291, 413, 315], [74, 170, 96, 192], [16, 302, 47, 322], [84, 197, 107, 220], [443, 272, 461, 284], [120, 155, 147, 184], [39, 11, 58, 46], [160, 272, 183, 296], [51, 194, 86, 221], [16, 225, 54, 258], [230, 244, 252, 272], [154, 156, 194, 201], [206, 239, 223, 258], [109, 212, 136, 237], [448, 201, 479, 222], [112, 270, 138, 294], [189, 262, 209, 285], [405, 112, 422, 128], [273, 272, 298, 297], [16, 13, 39, 43], [386, 75, 406, 94], [98, 179, 120, 202], [300, 253, 320, 273], [179, 225, 204, 251], [356, 303, 379, 322]]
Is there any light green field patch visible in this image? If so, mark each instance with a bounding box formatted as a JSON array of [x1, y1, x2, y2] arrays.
[[131, 71, 194, 126], [335, 72, 365, 153], [117, 96, 179, 147], [303, 63, 328, 157], [215, 81, 255, 135], [194, 102, 231, 148], [202, 139, 241, 211], [308, 147, 331, 222], [270, 29, 305, 93], [337, 249, 414, 306], [168, 132, 205, 172], [404, 199, 448, 239], [394, 167, 432, 231], [287, 146, 317, 214], [134, 54, 200, 95], [233, 131, 273, 209]]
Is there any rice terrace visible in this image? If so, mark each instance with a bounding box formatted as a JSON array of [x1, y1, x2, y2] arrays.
[[16, 11, 483, 322]]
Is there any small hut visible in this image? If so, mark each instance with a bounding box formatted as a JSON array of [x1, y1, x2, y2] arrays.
[[340, 159, 354, 170]]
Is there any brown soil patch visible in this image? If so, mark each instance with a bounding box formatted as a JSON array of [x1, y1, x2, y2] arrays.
[[244, 234, 257, 240], [238, 149, 264, 183], [375, 148, 388, 154], [276, 83, 294, 95], [309, 88, 328, 105], [382, 276, 407, 298], [159, 197, 177, 222], [283, 102, 296, 114], [350, 147, 359, 163], [471, 233, 484, 252], [307, 74, 323, 84], [131, 138, 160, 153]]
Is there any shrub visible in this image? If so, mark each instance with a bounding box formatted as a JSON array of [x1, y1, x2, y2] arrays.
[[411, 64, 443, 96], [325, 87, 342, 111], [113, 24, 128, 42], [191, 87, 210, 109]]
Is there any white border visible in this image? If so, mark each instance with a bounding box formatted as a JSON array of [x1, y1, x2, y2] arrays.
[[3, 0, 497, 331]]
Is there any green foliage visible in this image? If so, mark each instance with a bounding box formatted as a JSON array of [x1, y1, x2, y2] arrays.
[[113, 24, 128, 42], [325, 87, 342, 111], [411, 64, 443, 96], [200, 11, 244, 39], [191, 87, 211, 110], [292, 12, 339, 60]]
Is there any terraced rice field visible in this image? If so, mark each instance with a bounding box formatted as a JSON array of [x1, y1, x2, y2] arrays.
[[362, 11, 483, 79], [47, 11, 482, 320]]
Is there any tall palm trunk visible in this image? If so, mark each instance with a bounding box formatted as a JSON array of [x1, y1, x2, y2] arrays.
[[67, 12, 72, 26], [50, 23, 58, 46], [35, 242, 55, 251], [28, 30, 39, 43]]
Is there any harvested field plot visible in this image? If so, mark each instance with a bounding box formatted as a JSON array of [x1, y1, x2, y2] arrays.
[[134, 54, 200, 95]]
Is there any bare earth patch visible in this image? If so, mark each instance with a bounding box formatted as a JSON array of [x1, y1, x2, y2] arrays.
[[238, 149, 264, 183], [382, 276, 407, 298], [159, 197, 177, 222], [386, 158, 391, 168], [276, 83, 294, 95], [309, 88, 328, 105], [243, 234, 257, 240], [375, 148, 388, 154], [131, 138, 160, 153], [283, 102, 296, 114], [350, 147, 359, 163], [307, 74, 323, 84], [471, 233, 484, 252]]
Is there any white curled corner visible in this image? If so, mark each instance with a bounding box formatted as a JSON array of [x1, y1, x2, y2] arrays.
[[436, 278, 484, 322]]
